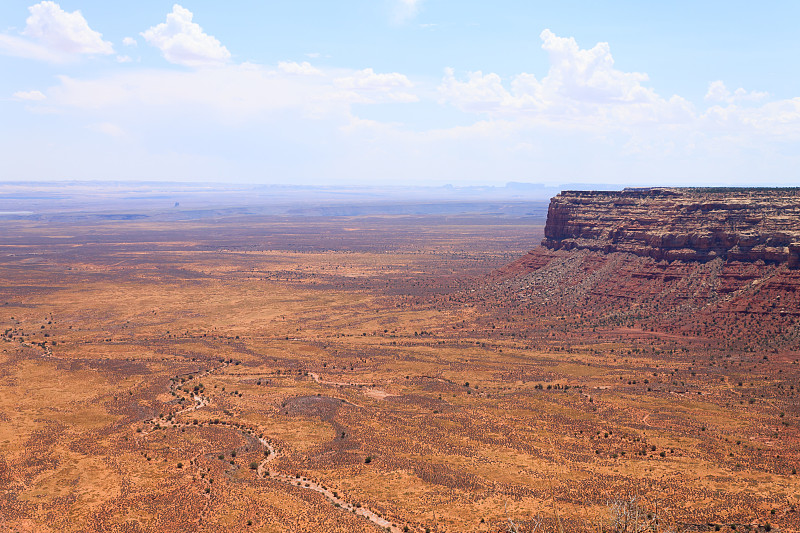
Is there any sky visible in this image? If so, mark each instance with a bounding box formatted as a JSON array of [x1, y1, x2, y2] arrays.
[[1, 1, 799, 188]]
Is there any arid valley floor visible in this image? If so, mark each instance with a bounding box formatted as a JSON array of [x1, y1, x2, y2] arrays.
[[1, 203, 799, 532]]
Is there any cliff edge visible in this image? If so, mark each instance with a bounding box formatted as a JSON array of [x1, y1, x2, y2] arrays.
[[497, 188, 800, 351], [542, 188, 800, 266]]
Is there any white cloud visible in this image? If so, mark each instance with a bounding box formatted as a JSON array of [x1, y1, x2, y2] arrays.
[[393, 0, 422, 24], [116, 55, 133, 63], [438, 29, 690, 127], [702, 97, 800, 137], [705, 81, 729, 102], [705, 80, 768, 104], [141, 4, 231, 67], [439, 68, 513, 112], [122, 37, 137, 47], [24, 1, 113, 55], [0, 1, 112, 62], [437, 29, 778, 147], [41, 64, 346, 128], [334, 68, 418, 103], [13, 90, 46, 101], [429, 28, 800, 183], [11, 25, 800, 187], [278, 61, 322, 76], [538, 29, 652, 104], [42, 63, 420, 123]]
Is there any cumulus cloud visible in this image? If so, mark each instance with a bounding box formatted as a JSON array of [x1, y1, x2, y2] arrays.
[[141, 4, 231, 67], [13, 90, 46, 101], [24, 1, 113, 55], [122, 37, 137, 47], [438, 29, 693, 127], [705, 80, 768, 104], [439, 68, 512, 111], [0, 1, 112, 62], [278, 61, 323, 76], [437, 31, 798, 157], [334, 68, 418, 103], [538, 29, 653, 103]]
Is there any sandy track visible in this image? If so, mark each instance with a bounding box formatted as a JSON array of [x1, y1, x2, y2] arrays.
[[142, 363, 403, 533]]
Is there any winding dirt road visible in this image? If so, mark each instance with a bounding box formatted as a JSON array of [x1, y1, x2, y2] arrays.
[[142, 363, 403, 533]]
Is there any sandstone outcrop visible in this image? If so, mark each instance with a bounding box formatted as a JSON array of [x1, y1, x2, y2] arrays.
[[542, 188, 800, 265], [499, 188, 800, 350]]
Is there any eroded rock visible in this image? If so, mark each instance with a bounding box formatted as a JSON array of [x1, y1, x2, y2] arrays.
[[542, 188, 800, 265]]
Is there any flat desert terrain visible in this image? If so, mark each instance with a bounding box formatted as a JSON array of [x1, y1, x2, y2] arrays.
[[1, 213, 798, 532]]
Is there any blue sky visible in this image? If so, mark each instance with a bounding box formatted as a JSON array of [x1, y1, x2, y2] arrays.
[[1, 1, 798, 187]]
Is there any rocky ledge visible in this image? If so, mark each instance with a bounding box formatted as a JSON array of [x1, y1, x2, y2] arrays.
[[542, 188, 800, 266]]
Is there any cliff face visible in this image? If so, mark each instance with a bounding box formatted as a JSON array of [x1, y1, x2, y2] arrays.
[[542, 188, 800, 266], [498, 188, 800, 351]]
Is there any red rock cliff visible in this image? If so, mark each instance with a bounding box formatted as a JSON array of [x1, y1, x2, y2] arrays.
[[542, 188, 800, 266], [496, 188, 800, 350]]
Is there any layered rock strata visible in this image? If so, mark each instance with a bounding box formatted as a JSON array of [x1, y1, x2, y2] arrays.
[[499, 188, 800, 349], [542, 188, 800, 266]]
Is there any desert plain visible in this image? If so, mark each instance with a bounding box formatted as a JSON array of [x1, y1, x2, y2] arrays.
[[1, 201, 798, 532]]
